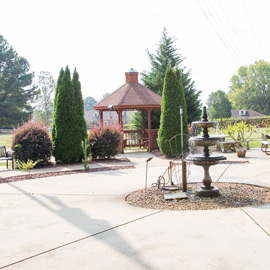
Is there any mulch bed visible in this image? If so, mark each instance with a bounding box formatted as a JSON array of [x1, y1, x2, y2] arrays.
[[33, 157, 131, 168], [0, 157, 134, 184], [126, 182, 270, 211]]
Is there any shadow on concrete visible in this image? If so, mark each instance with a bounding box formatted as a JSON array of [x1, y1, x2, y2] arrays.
[[6, 182, 153, 270]]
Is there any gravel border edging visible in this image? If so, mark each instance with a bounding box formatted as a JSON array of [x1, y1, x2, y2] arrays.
[[126, 182, 270, 211]]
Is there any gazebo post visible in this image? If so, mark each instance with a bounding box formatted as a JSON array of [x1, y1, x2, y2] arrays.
[[99, 109, 104, 127], [142, 109, 145, 130], [142, 109, 145, 135], [118, 109, 123, 129], [117, 109, 124, 153], [147, 108, 152, 152]]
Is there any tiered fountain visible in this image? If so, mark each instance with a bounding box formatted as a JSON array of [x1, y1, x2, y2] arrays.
[[186, 106, 226, 197]]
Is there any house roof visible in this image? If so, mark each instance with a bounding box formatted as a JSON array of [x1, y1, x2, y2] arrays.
[[94, 69, 161, 111], [231, 109, 265, 118]]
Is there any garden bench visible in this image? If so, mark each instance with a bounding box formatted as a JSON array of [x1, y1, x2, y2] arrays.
[[261, 134, 270, 155], [0, 146, 15, 169], [245, 139, 261, 150], [219, 140, 236, 153]]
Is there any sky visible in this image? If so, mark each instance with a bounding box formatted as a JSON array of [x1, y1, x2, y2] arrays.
[[1, 0, 270, 106]]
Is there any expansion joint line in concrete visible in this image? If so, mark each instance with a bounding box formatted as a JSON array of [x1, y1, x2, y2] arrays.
[[241, 208, 270, 237], [0, 210, 164, 269], [216, 164, 231, 182]]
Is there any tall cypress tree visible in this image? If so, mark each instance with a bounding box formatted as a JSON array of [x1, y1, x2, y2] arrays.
[[175, 69, 189, 152], [52, 68, 64, 141], [53, 66, 78, 163], [72, 68, 87, 160], [158, 66, 181, 157]]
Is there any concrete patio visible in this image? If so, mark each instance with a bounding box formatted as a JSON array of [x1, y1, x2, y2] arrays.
[[0, 148, 270, 269]]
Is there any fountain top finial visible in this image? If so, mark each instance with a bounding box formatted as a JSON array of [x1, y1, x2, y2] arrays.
[[202, 106, 208, 122]]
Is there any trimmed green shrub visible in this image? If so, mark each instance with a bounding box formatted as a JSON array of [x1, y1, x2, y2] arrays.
[[88, 125, 121, 159], [72, 69, 87, 160], [158, 67, 189, 157], [11, 120, 52, 164], [214, 116, 270, 130], [52, 68, 64, 142], [52, 66, 78, 164]]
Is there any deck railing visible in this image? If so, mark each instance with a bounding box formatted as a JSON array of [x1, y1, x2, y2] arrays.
[[122, 129, 159, 150]]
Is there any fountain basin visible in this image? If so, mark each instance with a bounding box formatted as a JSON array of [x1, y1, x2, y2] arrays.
[[192, 121, 217, 129], [190, 135, 224, 147], [186, 154, 226, 166]]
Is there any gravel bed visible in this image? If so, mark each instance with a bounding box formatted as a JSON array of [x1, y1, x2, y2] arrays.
[[126, 182, 270, 211]]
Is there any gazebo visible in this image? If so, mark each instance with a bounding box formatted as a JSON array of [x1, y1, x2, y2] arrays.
[[94, 68, 161, 152]]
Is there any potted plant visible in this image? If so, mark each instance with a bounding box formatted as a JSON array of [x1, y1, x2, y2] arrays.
[[224, 121, 255, 157]]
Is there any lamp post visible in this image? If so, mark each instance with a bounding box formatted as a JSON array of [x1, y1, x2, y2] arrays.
[[180, 106, 187, 192], [145, 157, 153, 191]]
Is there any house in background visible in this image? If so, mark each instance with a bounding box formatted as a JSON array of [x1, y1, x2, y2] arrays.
[[231, 109, 265, 118], [84, 110, 134, 128]]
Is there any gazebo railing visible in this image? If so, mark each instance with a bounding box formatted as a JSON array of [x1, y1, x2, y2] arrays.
[[122, 129, 159, 150], [122, 130, 146, 148]]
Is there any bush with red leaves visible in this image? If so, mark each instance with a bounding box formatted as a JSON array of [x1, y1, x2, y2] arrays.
[[88, 125, 121, 159], [11, 120, 52, 165]]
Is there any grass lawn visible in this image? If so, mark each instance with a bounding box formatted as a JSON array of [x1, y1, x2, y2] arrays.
[[0, 132, 12, 167], [0, 134, 12, 149], [0, 127, 269, 167], [240, 127, 270, 148]]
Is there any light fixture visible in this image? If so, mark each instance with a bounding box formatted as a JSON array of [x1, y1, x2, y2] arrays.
[[145, 157, 153, 191]]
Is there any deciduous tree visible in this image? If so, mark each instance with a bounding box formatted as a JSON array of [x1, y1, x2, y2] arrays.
[[34, 71, 55, 126], [228, 60, 270, 115], [84, 96, 97, 111], [207, 90, 232, 119]]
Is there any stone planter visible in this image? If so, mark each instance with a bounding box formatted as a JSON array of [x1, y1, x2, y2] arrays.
[[236, 148, 246, 158]]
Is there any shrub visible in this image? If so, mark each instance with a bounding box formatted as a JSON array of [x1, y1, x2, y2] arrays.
[[158, 67, 189, 157], [88, 125, 121, 159], [11, 120, 52, 164]]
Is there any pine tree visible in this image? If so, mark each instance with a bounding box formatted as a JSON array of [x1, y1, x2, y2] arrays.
[[53, 66, 78, 163], [136, 27, 202, 129], [141, 27, 182, 96], [0, 34, 37, 127], [158, 66, 187, 157], [72, 68, 87, 160], [181, 71, 202, 123]]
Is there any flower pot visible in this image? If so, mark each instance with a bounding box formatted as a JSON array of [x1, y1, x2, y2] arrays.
[[236, 148, 246, 158]]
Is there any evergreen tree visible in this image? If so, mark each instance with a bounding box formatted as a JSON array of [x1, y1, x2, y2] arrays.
[[135, 27, 201, 129], [72, 68, 87, 160], [181, 71, 202, 123], [158, 67, 188, 157], [52, 68, 64, 141], [53, 66, 78, 163], [0, 34, 37, 127], [175, 69, 189, 151]]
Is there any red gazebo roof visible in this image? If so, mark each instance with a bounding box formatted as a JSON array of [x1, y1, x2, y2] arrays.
[[94, 69, 161, 111]]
